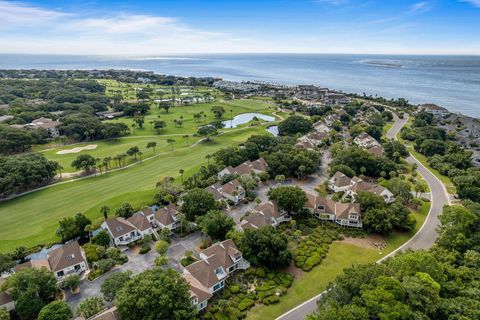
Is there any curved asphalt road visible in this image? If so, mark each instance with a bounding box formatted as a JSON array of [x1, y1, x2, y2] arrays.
[[276, 113, 450, 320]]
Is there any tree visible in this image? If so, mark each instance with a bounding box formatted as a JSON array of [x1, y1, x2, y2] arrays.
[[278, 115, 312, 135], [0, 253, 14, 273], [159, 101, 172, 113], [127, 146, 140, 159], [56, 212, 91, 242], [267, 185, 307, 214], [167, 139, 176, 151], [100, 205, 110, 220], [238, 175, 258, 194], [211, 105, 226, 119], [2, 267, 58, 320], [240, 226, 292, 268], [0, 309, 9, 320], [197, 125, 219, 141], [76, 296, 104, 319], [153, 120, 167, 133], [101, 271, 132, 302], [92, 230, 111, 247], [180, 188, 216, 220], [71, 154, 96, 173], [116, 268, 197, 320], [197, 210, 235, 241], [63, 274, 81, 292], [155, 240, 169, 255], [38, 301, 72, 320], [414, 181, 427, 196], [330, 164, 355, 178], [115, 202, 135, 219], [146, 141, 157, 155]]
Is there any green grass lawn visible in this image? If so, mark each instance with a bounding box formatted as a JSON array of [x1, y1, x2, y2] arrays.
[[0, 125, 271, 253], [37, 99, 277, 172], [246, 200, 430, 320]]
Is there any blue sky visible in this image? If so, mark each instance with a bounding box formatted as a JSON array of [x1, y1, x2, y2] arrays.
[[0, 0, 479, 55]]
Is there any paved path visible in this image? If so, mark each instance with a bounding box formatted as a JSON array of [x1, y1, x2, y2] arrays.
[[276, 113, 450, 320]]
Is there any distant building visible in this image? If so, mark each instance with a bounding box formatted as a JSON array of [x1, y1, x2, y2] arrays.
[[420, 103, 449, 117], [306, 193, 362, 228], [241, 201, 291, 230], [24, 117, 61, 138]]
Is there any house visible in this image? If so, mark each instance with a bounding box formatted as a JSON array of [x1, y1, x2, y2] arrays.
[[25, 117, 61, 138], [154, 204, 180, 230], [183, 273, 212, 311], [295, 139, 316, 150], [205, 183, 225, 201], [313, 120, 330, 133], [88, 306, 120, 320], [241, 201, 291, 230], [183, 239, 249, 309], [345, 179, 395, 203], [217, 158, 268, 178], [324, 93, 350, 105], [354, 132, 381, 149], [95, 111, 124, 119], [295, 85, 328, 100], [14, 259, 51, 273], [420, 103, 449, 117], [138, 206, 156, 223], [218, 179, 245, 204], [306, 193, 362, 228], [101, 218, 142, 246], [47, 241, 89, 280], [328, 171, 353, 193], [366, 145, 384, 157], [127, 212, 154, 236]]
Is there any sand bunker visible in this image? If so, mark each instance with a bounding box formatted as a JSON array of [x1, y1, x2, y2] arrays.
[[56, 145, 98, 154]]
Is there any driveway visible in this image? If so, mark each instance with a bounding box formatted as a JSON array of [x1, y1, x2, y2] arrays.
[[66, 231, 203, 311], [276, 112, 450, 320]]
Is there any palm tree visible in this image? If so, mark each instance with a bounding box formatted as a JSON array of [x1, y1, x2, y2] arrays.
[[179, 169, 185, 183], [56, 164, 64, 178], [167, 139, 176, 151], [84, 224, 93, 241], [147, 141, 157, 155], [183, 135, 190, 146], [206, 154, 211, 165], [100, 205, 110, 220], [138, 151, 143, 161]]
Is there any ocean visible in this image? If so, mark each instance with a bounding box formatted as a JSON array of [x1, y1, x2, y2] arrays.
[[0, 54, 479, 118]]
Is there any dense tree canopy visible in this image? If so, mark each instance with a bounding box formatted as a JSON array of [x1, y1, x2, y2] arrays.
[[38, 301, 72, 320], [0, 153, 59, 198], [197, 209, 235, 241], [278, 115, 312, 135], [240, 226, 292, 269], [2, 267, 58, 320], [267, 185, 307, 214], [101, 271, 132, 302], [116, 268, 197, 320], [180, 188, 217, 220], [308, 203, 480, 320]]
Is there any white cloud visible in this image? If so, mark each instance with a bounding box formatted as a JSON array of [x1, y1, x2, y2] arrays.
[[460, 0, 480, 7], [0, 0, 65, 27], [410, 2, 431, 13]]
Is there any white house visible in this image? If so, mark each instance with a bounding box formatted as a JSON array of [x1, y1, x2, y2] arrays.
[[241, 201, 291, 230], [344, 179, 395, 203], [101, 218, 142, 246], [328, 171, 354, 193], [306, 193, 362, 228], [218, 179, 245, 204], [127, 212, 154, 236], [47, 241, 89, 280], [154, 204, 181, 230], [183, 239, 249, 310]]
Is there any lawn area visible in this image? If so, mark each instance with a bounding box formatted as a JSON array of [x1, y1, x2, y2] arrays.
[[37, 98, 277, 171], [0, 125, 271, 253], [246, 200, 431, 320]]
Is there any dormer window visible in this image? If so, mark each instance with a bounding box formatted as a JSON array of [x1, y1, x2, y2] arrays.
[[317, 205, 325, 211], [349, 214, 358, 220]]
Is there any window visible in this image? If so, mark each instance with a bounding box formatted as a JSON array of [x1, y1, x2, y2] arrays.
[[213, 281, 224, 292], [119, 236, 124, 241], [57, 271, 64, 277], [317, 205, 325, 211], [349, 214, 358, 220], [74, 264, 81, 271]]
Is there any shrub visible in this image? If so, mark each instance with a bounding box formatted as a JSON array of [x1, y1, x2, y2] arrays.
[[96, 258, 115, 274], [263, 295, 279, 305], [139, 243, 151, 254], [155, 240, 169, 255], [238, 298, 255, 311], [63, 274, 81, 291], [230, 285, 240, 294], [154, 255, 169, 267], [105, 247, 128, 264]]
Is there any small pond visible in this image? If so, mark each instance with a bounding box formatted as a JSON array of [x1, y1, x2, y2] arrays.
[[266, 125, 279, 136], [223, 113, 275, 128]]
